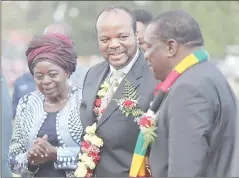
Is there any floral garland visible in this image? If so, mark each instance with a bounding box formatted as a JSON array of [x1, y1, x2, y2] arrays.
[[114, 79, 157, 148], [75, 79, 156, 177], [75, 77, 111, 177], [74, 123, 103, 177], [75, 75, 121, 177], [93, 77, 110, 118]]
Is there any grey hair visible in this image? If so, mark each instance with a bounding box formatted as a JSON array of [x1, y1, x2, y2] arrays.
[[152, 10, 204, 48]]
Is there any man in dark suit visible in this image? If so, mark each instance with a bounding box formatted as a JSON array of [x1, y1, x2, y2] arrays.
[[1, 75, 13, 177], [80, 5, 157, 177], [144, 10, 238, 177]]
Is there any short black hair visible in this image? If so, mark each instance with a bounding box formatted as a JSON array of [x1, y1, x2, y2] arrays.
[[95, 5, 137, 34], [152, 10, 204, 48], [132, 8, 153, 25]]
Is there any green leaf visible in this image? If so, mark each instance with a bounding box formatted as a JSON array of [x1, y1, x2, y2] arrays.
[[142, 126, 157, 150]]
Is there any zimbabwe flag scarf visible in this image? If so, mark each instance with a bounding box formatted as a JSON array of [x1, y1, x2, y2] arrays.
[[129, 49, 209, 177]]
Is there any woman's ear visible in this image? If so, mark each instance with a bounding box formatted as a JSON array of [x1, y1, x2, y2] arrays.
[[65, 71, 71, 79]]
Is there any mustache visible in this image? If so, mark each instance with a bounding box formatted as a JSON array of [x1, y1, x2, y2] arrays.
[[108, 50, 124, 55]]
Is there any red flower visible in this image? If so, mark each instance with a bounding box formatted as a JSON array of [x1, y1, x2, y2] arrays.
[[139, 116, 152, 127], [89, 151, 100, 163], [93, 107, 100, 116], [101, 109, 105, 114], [81, 141, 91, 149], [89, 145, 100, 153], [94, 98, 102, 107], [86, 169, 93, 177], [123, 100, 135, 108]]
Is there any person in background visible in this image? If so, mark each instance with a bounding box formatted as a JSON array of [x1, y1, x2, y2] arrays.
[[8, 33, 83, 177], [1, 75, 13, 177], [132, 8, 153, 51], [12, 72, 36, 118]]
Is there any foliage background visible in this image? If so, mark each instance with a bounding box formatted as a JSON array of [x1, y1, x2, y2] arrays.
[[2, 1, 239, 57]]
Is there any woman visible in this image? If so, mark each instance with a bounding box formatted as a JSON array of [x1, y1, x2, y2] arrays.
[[8, 33, 83, 177]]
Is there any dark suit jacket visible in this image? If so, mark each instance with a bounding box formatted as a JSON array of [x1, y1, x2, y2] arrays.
[[149, 61, 238, 177], [80, 50, 157, 177]]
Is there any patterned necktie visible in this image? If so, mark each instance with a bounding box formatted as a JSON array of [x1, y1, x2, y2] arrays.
[[98, 70, 125, 120]]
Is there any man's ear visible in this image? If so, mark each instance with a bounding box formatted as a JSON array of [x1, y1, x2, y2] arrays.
[[166, 39, 178, 57]]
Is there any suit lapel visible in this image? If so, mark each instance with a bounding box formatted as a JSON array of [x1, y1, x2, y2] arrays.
[[96, 50, 145, 129], [83, 63, 109, 126]]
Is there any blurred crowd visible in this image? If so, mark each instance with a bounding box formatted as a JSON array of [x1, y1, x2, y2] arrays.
[[2, 31, 239, 98], [2, 31, 105, 96]]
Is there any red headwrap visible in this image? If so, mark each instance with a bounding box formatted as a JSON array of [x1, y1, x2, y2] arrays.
[[26, 33, 77, 75]]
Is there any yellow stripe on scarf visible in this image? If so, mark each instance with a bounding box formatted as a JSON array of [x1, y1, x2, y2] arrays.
[[174, 53, 198, 74], [129, 154, 145, 177]]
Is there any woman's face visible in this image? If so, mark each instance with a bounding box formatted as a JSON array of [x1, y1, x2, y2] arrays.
[[33, 60, 69, 99]]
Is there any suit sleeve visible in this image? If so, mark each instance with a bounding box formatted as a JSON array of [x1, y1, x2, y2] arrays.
[[167, 83, 215, 176]]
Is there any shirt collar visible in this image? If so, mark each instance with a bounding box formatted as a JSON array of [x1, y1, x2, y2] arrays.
[[109, 47, 140, 75]]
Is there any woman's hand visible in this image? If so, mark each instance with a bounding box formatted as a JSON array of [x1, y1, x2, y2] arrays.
[[27, 146, 48, 165], [33, 134, 57, 161], [27, 134, 57, 165]]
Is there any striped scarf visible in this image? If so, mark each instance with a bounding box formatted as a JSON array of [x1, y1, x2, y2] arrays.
[[129, 49, 209, 177]]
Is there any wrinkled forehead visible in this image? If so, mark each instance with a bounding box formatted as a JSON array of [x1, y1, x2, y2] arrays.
[[96, 10, 132, 31]]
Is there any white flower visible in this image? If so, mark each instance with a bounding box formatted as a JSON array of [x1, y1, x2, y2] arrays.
[[91, 135, 103, 147], [78, 153, 83, 159], [80, 154, 95, 169], [83, 156, 96, 169], [83, 134, 91, 142], [74, 162, 87, 177], [85, 123, 97, 135], [140, 126, 146, 133], [81, 153, 89, 162]]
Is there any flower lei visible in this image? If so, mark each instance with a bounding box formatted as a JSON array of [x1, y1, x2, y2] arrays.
[[75, 75, 122, 177], [114, 79, 157, 148], [93, 77, 110, 118], [74, 123, 103, 177]]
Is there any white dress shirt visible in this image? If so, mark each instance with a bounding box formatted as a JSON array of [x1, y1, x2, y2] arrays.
[[109, 48, 140, 84]]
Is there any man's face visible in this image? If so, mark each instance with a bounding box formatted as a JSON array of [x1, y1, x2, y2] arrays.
[[136, 21, 147, 51], [144, 23, 170, 81], [96, 10, 137, 69]]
